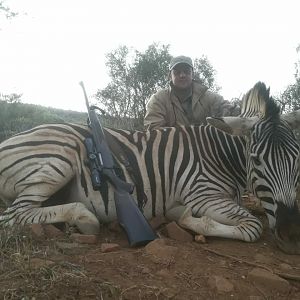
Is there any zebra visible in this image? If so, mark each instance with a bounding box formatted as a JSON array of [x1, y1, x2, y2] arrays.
[[0, 82, 299, 254]]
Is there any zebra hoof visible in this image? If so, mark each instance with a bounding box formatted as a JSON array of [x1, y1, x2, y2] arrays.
[[73, 214, 100, 235], [177, 207, 194, 230], [75, 220, 100, 235]]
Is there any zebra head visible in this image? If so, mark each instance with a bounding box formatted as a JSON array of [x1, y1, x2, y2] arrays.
[[207, 82, 300, 254]]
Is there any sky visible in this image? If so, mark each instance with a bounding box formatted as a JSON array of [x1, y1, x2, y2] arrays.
[[1, 0, 300, 112]]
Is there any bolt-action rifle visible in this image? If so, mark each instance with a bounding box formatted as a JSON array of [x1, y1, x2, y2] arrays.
[[79, 81, 157, 247]]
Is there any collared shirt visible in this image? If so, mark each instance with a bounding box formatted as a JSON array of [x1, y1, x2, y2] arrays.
[[180, 95, 194, 123], [172, 83, 194, 123]]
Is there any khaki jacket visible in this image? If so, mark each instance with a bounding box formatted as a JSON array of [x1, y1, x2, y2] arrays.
[[144, 80, 233, 130]]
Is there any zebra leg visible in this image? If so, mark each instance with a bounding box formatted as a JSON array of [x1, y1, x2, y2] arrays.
[[1, 201, 100, 234], [165, 202, 187, 221], [172, 203, 263, 242], [1, 173, 101, 236]]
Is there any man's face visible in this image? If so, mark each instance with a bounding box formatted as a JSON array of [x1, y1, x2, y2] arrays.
[[171, 63, 193, 90]]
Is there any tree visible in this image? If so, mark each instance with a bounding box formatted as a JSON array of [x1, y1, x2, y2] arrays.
[[194, 56, 221, 92], [279, 45, 300, 113], [95, 44, 171, 129], [0, 0, 17, 18], [95, 43, 221, 130], [0, 93, 22, 103]]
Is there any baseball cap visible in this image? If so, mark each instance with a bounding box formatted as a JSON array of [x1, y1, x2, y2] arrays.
[[169, 55, 193, 71]]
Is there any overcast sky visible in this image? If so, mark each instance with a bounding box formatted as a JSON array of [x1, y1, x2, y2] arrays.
[[1, 0, 299, 112]]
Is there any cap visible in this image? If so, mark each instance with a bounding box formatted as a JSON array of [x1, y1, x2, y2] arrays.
[[169, 55, 193, 71]]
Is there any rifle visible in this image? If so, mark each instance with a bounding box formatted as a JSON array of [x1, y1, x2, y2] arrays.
[[79, 81, 158, 247]]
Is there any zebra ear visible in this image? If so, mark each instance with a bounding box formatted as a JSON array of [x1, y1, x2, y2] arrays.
[[281, 110, 300, 129], [207, 116, 259, 136]]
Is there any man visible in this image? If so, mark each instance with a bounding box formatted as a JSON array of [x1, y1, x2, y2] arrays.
[[144, 55, 236, 130]]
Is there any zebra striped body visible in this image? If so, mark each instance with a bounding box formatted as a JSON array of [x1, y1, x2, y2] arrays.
[[0, 122, 261, 241], [1, 82, 300, 253]]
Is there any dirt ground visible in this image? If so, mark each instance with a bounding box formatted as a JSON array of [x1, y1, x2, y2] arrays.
[[1, 198, 300, 300]]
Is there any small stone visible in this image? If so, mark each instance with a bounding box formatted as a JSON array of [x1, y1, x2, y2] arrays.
[[141, 267, 151, 274], [156, 268, 171, 278], [101, 243, 121, 253], [279, 263, 293, 271], [194, 234, 206, 243], [165, 221, 193, 242], [208, 275, 234, 293], [70, 233, 98, 244]]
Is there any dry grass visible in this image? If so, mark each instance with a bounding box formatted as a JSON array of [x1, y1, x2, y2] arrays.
[[0, 226, 90, 299], [0, 225, 166, 299]]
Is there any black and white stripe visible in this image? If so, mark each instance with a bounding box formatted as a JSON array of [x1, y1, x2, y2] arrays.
[[0, 82, 299, 252], [0, 121, 260, 241]]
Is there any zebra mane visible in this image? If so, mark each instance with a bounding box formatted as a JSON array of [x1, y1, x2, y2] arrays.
[[240, 82, 280, 119]]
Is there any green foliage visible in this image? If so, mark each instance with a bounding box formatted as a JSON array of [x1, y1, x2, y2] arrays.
[[95, 43, 221, 129], [278, 45, 300, 113], [0, 98, 131, 142], [279, 78, 300, 113], [95, 43, 171, 129], [0, 92, 22, 103], [0, 100, 87, 142], [0, 91, 140, 142], [194, 56, 221, 92]]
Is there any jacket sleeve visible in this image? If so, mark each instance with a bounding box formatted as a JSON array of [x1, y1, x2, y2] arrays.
[[144, 93, 168, 130]]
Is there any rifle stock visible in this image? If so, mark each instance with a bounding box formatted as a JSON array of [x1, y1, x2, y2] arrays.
[[114, 190, 159, 246], [79, 81, 158, 246]]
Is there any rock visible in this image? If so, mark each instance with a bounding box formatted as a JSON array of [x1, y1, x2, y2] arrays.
[[29, 224, 45, 238], [165, 221, 193, 242], [149, 216, 168, 230], [156, 268, 171, 278], [101, 243, 121, 253], [43, 224, 64, 238], [29, 224, 64, 239], [145, 239, 178, 264], [208, 275, 234, 293], [279, 263, 293, 271], [194, 234, 206, 243], [141, 267, 151, 274], [248, 268, 290, 293], [70, 233, 98, 244]]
